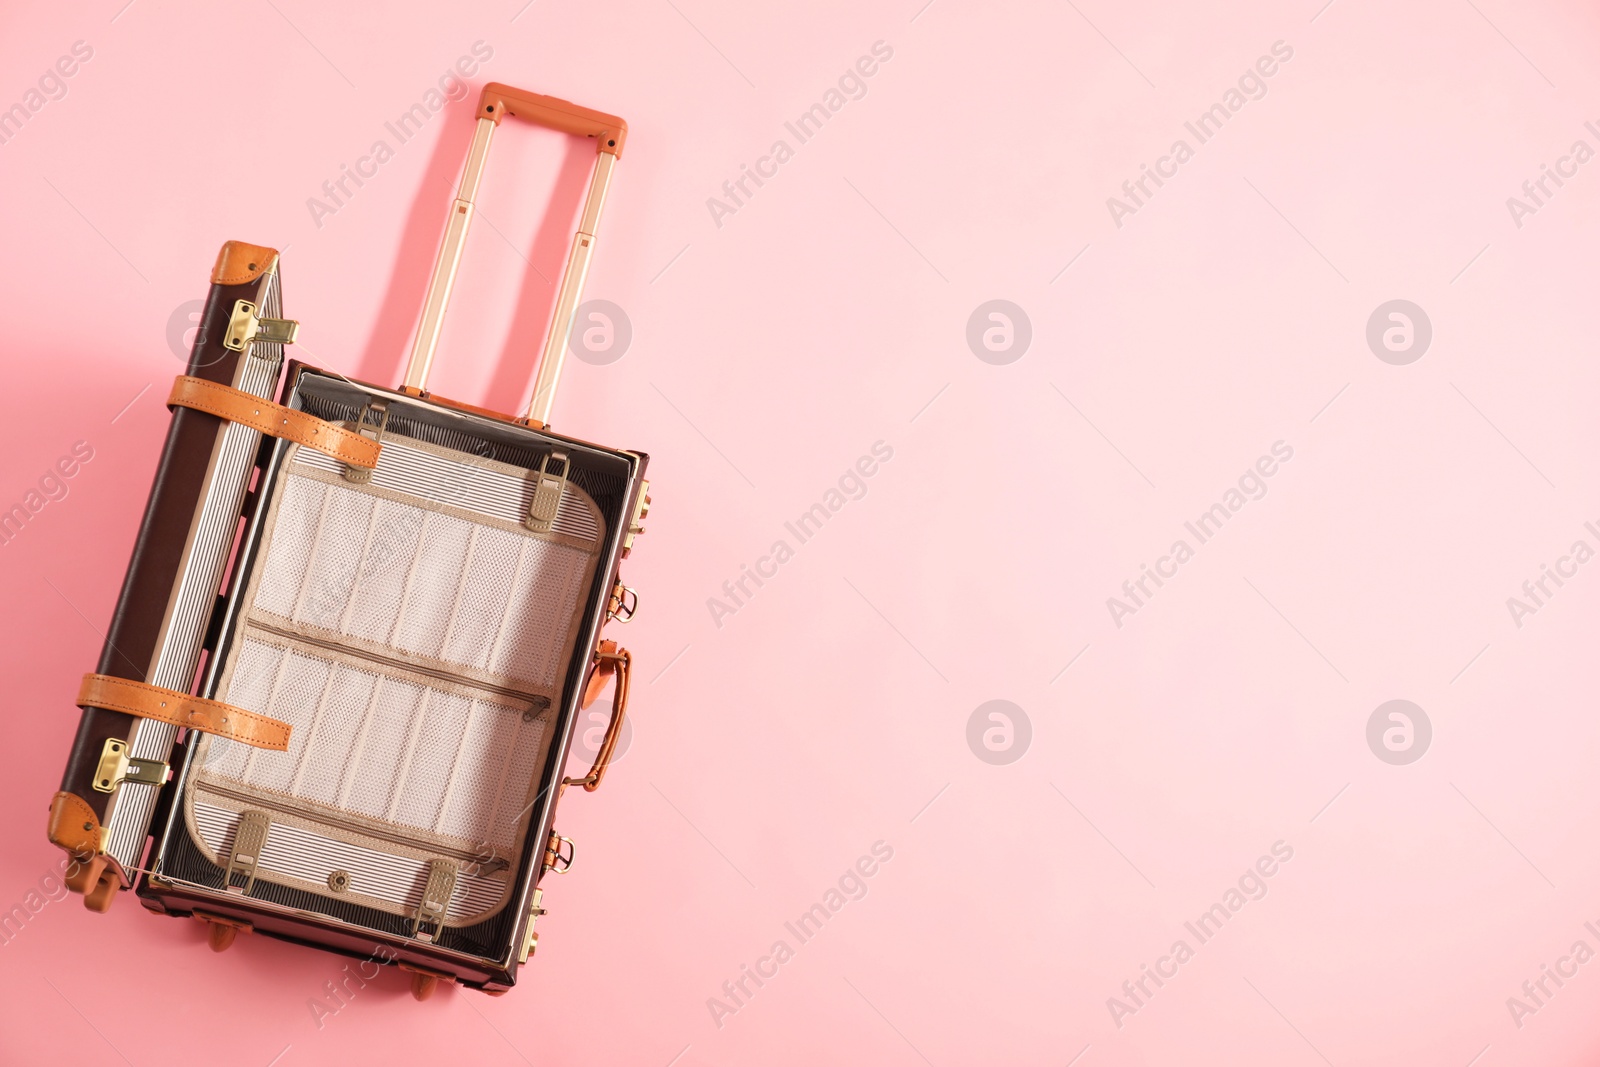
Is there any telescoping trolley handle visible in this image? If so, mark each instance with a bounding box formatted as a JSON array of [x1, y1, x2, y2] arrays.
[[401, 82, 628, 427]]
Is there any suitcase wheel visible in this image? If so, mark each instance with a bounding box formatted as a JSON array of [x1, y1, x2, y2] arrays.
[[207, 922, 237, 953], [410, 972, 440, 1002], [83, 868, 119, 913], [479, 988, 508, 998], [193, 912, 251, 951], [64, 854, 106, 896]]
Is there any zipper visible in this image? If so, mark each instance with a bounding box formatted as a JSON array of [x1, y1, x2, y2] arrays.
[[249, 620, 551, 709], [197, 778, 511, 873]]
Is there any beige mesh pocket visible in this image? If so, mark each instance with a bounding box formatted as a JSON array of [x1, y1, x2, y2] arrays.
[[188, 430, 602, 926], [246, 447, 599, 692], [201, 635, 550, 856]]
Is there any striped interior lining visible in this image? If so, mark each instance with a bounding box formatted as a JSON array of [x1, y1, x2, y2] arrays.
[[192, 800, 508, 923], [293, 435, 600, 542], [107, 274, 287, 870]]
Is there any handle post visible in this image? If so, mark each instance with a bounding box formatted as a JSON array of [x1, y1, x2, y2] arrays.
[[525, 149, 615, 425], [402, 116, 496, 394]]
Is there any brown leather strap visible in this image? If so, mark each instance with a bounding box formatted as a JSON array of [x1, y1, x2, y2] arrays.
[[167, 376, 380, 469], [77, 674, 291, 751]]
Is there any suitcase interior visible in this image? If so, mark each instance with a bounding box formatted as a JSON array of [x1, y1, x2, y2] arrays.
[[143, 367, 639, 972]]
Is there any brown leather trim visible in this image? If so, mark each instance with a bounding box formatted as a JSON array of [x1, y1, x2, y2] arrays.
[[168, 376, 380, 468], [477, 82, 627, 157], [581, 656, 612, 709], [48, 791, 102, 857], [77, 674, 291, 751], [211, 241, 279, 285]]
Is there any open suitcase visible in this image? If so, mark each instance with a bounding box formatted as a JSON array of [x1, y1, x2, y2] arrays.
[[47, 83, 650, 999]]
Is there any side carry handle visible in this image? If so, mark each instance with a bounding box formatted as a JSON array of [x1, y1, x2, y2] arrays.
[[562, 642, 630, 793], [401, 83, 628, 428]]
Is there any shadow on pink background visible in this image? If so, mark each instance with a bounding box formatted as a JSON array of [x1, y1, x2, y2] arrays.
[[4, 0, 1600, 1064]]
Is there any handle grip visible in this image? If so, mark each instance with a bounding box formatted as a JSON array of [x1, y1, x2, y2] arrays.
[[563, 642, 630, 793], [402, 83, 625, 426], [478, 83, 627, 157]]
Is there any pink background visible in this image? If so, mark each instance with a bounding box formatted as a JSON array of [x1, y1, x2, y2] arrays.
[[3, 0, 1600, 1063]]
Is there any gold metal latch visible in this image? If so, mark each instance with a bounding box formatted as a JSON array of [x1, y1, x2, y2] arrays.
[[525, 451, 569, 532], [223, 809, 271, 893], [92, 738, 168, 793], [411, 859, 458, 941], [517, 888, 546, 964], [224, 299, 299, 352], [621, 480, 649, 558]]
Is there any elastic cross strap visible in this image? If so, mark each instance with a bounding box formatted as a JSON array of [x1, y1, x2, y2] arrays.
[[77, 674, 291, 751], [167, 376, 381, 469]]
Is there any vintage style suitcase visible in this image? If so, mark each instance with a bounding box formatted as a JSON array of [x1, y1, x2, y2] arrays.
[[48, 83, 649, 999]]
